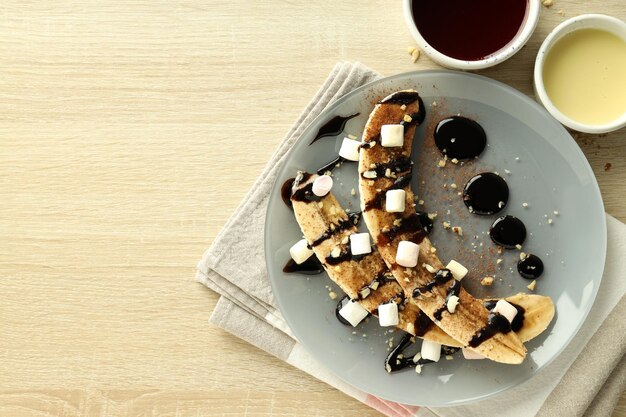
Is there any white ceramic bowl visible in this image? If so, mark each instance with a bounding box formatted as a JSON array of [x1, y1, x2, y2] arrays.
[[534, 14, 626, 134], [402, 0, 540, 70]]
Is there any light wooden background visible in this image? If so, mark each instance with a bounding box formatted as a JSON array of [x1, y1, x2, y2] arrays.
[[1, 1, 624, 416]]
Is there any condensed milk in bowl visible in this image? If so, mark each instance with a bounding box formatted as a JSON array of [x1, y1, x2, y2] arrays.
[[534, 14, 626, 134]]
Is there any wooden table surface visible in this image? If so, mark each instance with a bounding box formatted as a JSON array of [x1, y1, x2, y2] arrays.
[[1, 1, 624, 416]]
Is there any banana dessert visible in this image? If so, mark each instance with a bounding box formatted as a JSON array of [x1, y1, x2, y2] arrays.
[[357, 90, 527, 364], [286, 172, 555, 366], [288, 171, 461, 347]]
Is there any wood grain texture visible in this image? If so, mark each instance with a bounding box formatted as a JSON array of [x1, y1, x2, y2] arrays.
[[0, 1, 624, 416]]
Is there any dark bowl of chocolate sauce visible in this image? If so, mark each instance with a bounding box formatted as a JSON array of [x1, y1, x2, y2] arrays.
[[403, 0, 540, 69]]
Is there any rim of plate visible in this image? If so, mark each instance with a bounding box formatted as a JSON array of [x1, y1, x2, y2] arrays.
[[264, 69, 606, 406]]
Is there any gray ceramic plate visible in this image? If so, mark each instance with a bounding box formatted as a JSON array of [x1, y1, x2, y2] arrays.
[[264, 71, 606, 406]]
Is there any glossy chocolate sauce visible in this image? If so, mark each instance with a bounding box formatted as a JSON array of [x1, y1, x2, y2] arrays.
[[517, 254, 544, 279], [417, 211, 434, 234], [384, 333, 433, 373], [361, 157, 413, 180], [433, 279, 462, 321], [434, 116, 487, 160], [310, 113, 359, 145], [384, 334, 460, 373], [414, 310, 436, 336], [280, 177, 295, 208], [317, 156, 346, 175], [282, 256, 324, 275], [410, 0, 528, 61], [489, 215, 527, 249], [378, 213, 426, 247], [310, 216, 356, 247], [412, 268, 453, 297], [468, 312, 512, 348], [463, 172, 509, 215], [483, 300, 526, 332]]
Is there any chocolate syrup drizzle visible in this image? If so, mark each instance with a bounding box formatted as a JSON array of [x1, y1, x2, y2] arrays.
[[378, 213, 427, 247], [412, 268, 453, 297], [384, 333, 460, 373], [483, 300, 526, 332], [310, 113, 360, 145], [433, 279, 462, 321], [468, 312, 512, 348], [282, 257, 324, 275], [317, 156, 346, 175]]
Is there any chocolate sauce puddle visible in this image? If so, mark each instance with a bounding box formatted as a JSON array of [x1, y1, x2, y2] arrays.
[[310, 113, 359, 145]]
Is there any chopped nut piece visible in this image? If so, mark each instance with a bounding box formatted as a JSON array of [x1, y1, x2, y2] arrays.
[[430, 246, 437, 253], [442, 221, 451, 229], [400, 104, 407, 110], [418, 199, 424, 205], [541, 0, 553, 6], [411, 48, 421, 62], [522, 202, 529, 208], [452, 226, 463, 236], [504, 169, 511, 175], [423, 263, 437, 273], [481, 276, 494, 286], [527, 280, 537, 291], [351, 188, 356, 196], [496, 258, 503, 265], [363, 170, 377, 179], [446, 355, 454, 361], [393, 218, 403, 227], [330, 247, 341, 258], [548, 218, 553, 225], [451, 158, 459, 164], [341, 236, 349, 245], [515, 244, 522, 250], [385, 168, 392, 178], [428, 212, 438, 220], [404, 114, 413, 123], [450, 183, 457, 189], [329, 291, 337, 300], [520, 252, 527, 261], [407, 46, 417, 54], [432, 101, 438, 107], [438, 159, 446, 168], [557, 8, 565, 16], [415, 364, 422, 374], [554, 210, 560, 216], [498, 201, 505, 208]]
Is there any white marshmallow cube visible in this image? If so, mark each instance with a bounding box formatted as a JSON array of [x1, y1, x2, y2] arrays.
[[312, 175, 333, 197], [381, 124, 404, 147], [289, 239, 314, 264], [421, 340, 441, 362], [446, 260, 468, 281], [339, 300, 369, 327], [349, 232, 371, 256], [385, 189, 406, 213], [396, 240, 419, 268], [378, 302, 399, 327], [446, 295, 460, 314], [462, 348, 486, 360], [338, 137, 361, 161], [492, 299, 518, 324]]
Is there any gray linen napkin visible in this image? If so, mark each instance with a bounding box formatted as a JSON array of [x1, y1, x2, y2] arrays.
[[197, 62, 626, 417]]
